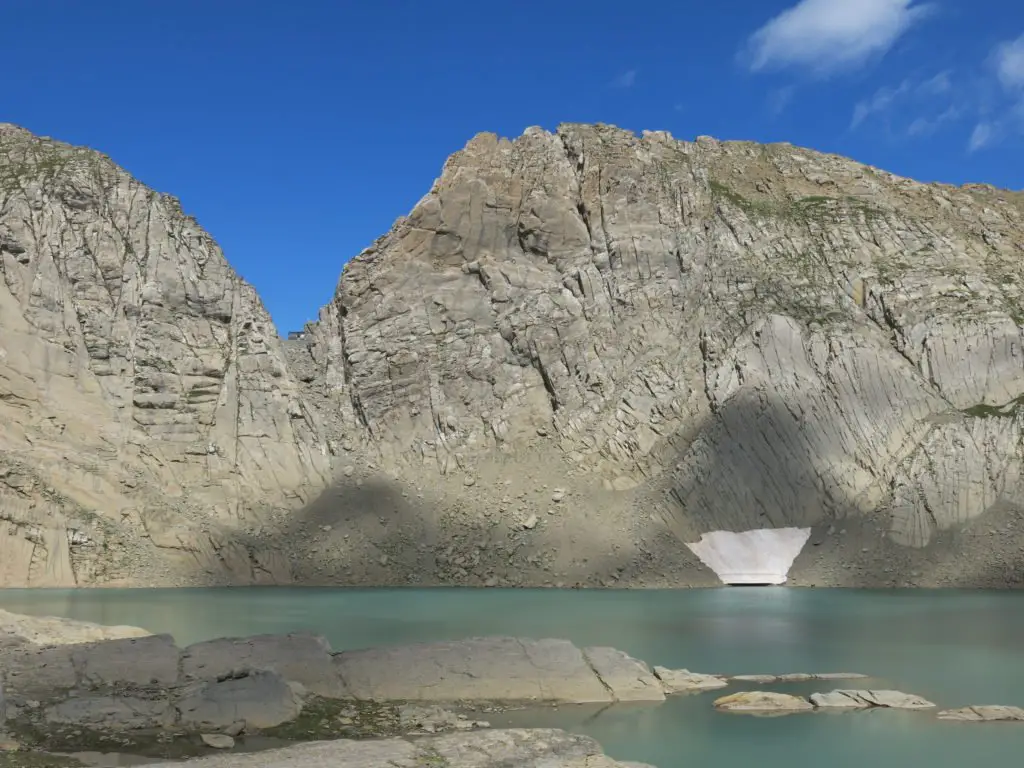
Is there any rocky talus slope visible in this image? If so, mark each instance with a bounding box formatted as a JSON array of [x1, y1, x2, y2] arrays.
[[2, 122, 1023, 587]]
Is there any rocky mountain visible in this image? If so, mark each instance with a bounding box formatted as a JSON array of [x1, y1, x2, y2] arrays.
[[2, 122, 1023, 588]]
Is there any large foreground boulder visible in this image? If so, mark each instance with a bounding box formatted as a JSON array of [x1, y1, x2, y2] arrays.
[[333, 636, 664, 704], [159, 728, 655, 767]]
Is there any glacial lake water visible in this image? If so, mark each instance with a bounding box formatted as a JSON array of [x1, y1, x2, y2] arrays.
[[1, 587, 1023, 768]]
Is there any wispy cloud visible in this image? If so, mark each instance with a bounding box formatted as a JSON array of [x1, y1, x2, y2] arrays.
[[968, 122, 996, 152], [967, 33, 1024, 151], [994, 34, 1024, 90], [610, 69, 637, 89], [744, 0, 932, 77], [907, 105, 962, 136], [850, 71, 953, 130]]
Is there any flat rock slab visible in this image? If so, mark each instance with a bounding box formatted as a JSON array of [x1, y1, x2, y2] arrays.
[[45, 695, 176, 730], [731, 673, 868, 683], [581, 646, 665, 702], [938, 705, 1024, 722], [73, 634, 180, 687], [182, 634, 346, 698], [713, 691, 814, 714], [177, 671, 304, 730], [809, 690, 935, 710], [653, 667, 728, 693], [159, 728, 648, 767], [334, 637, 657, 704], [0, 609, 150, 646]]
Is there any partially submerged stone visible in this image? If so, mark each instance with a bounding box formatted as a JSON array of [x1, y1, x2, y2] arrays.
[[713, 691, 814, 714], [809, 690, 935, 710], [937, 705, 1024, 722], [581, 646, 665, 702], [201, 733, 236, 749], [333, 636, 656, 704], [653, 667, 729, 693]]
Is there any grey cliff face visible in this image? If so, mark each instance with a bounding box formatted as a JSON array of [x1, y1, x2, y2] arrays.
[[2, 121, 1023, 587], [306, 124, 1024, 549], [0, 124, 331, 586]]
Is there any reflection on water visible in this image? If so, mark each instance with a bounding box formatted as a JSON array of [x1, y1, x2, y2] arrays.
[[1, 587, 1023, 768]]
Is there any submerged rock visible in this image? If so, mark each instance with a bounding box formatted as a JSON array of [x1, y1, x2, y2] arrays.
[[201, 733, 236, 749], [809, 690, 935, 710], [713, 691, 814, 714], [731, 672, 868, 683], [653, 667, 729, 693], [937, 705, 1024, 722]]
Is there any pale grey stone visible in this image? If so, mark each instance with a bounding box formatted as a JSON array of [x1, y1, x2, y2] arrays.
[[182, 634, 345, 697], [333, 636, 612, 704], [582, 646, 665, 702]]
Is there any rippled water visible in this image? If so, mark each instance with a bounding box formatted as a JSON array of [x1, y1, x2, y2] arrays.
[[2, 587, 1022, 768]]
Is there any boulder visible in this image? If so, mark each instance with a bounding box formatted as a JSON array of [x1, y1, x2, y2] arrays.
[[713, 691, 814, 714], [653, 667, 729, 693]]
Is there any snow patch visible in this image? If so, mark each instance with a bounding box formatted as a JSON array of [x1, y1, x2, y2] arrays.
[[685, 528, 812, 585]]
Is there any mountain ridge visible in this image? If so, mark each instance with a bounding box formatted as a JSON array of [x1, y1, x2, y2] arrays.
[[1, 121, 1022, 588]]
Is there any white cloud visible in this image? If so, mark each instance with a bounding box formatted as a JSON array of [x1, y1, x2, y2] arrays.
[[745, 0, 932, 76], [994, 34, 1024, 90], [968, 122, 995, 152], [968, 33, 1024, 150], [610, 70, 637, 88]]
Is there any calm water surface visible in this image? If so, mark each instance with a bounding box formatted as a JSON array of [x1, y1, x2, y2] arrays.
[[1, 587, 1022, 768]]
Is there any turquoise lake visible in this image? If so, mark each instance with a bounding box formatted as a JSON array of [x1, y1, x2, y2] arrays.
[[2, 587, 1022, 768]]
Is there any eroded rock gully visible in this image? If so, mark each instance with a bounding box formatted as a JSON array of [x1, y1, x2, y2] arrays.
[[1, 121, 1023, 588]]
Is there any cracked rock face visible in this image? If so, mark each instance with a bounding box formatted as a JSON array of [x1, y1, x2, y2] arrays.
[[2, 121, 1024, 587], [302, 123, 1024, 580], [0, 123, 331, 586]]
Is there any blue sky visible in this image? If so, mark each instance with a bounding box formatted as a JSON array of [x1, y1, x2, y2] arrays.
[[3, 0, 1023, 333]]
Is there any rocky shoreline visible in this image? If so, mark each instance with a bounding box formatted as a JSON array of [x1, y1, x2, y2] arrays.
[[2, 611, 1022, 767]]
